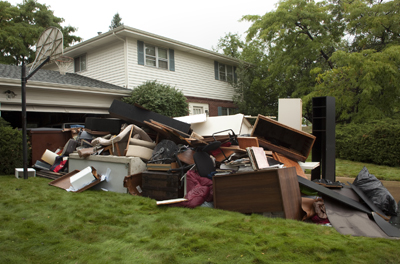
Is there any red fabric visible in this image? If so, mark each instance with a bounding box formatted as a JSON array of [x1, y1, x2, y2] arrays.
[[311, 214, 330, 225], [208, 142, 231, 156], [52, 159, 67, 173], [171, 170, 213, 208]]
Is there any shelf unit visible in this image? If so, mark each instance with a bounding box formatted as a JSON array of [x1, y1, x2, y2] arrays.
[[311, 96, 336, 182]]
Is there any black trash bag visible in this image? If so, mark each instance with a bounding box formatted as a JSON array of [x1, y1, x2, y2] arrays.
[[148, 139, 178, 164], [353, 166, 398, 216]]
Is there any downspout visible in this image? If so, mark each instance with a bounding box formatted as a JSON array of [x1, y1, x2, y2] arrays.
[[113, 31, 129, 88]]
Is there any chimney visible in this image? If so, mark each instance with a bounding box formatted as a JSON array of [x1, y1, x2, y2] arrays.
[[97, 32, 102, 36]]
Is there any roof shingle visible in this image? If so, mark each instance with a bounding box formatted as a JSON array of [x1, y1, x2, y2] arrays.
[[0, 64, 128, 91]]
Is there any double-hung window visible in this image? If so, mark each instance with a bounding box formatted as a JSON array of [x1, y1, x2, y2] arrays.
[[137, 40, 175, 71], [145, 44, 169, 70], [74, 54, 86, 72], [214, 61, 236, 82]]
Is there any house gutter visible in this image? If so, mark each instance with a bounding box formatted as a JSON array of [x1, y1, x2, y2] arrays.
[[112, 31, 129, 89]]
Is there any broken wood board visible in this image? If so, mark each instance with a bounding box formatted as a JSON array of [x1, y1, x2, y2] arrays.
[[273, 152, 307, 179]]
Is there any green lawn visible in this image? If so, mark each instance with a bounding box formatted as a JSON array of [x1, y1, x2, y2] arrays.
[[1, 175, 399, 264]]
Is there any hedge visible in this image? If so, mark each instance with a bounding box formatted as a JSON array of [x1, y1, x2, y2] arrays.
[[0, 126, 25, 175], [336, 119, 400, 167]]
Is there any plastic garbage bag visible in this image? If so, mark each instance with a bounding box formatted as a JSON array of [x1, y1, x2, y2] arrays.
[[353, 166, 398, 216]]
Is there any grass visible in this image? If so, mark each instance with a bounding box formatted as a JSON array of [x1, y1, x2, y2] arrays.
[[303, 159, 400, 181], [1, 175, 400, 263], [335, 159, 400, 181]]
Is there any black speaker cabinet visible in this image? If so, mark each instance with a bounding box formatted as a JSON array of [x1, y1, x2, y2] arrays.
[[311, 96, 336, 182]]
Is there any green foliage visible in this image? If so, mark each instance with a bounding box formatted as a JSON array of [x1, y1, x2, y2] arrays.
[[0, 126, 24, 175], [109, 12, 123, 30], [122, 80, 188, 117], [215, 34, 280, 116], [336, 119, 400, 167], [1, 175, 400, 263], [344, 0, 400, 52], [306, 46, 400, 123], [0, 0, 81, 65], [216, 0, 400, 123], [0, 116, 10, 127]]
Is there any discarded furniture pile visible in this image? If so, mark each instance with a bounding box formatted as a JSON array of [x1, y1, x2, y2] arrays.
[[27, 99, 399, 239]]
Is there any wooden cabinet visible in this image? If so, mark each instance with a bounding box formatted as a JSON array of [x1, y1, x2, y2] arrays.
[[251, 114, 315, 162], [29, 128, 70, 166], [213, 167, 303, 220]]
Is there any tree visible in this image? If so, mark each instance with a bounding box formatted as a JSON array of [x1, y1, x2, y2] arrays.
[[0, 0, 81, 65], [122, 81, 189, 117], [215, 33, 279, 116], [306, 46, 400, 123], [217, 0, 400, 123], [109, 13, 123, 30]]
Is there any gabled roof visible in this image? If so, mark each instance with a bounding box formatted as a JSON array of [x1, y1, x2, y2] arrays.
[[0, 64, 128, 91], [63, 25, 241, 65]]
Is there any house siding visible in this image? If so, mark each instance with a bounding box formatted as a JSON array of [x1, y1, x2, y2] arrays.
[[126, 37, 235, 101], [79, 42, 126, 87]]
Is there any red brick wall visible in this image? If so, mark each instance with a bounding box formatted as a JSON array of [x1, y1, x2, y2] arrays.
[[186, 96, 237, 116]]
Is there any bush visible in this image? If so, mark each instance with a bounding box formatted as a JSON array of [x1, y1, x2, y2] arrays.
[[122, 81, 188, 117], [336, 119, 400, 167], [0, 126, 24, 175]]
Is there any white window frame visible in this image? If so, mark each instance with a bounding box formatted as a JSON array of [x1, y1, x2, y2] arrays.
[[217, 62, 234, 82], [145, 44, 168, 70], [189, 102, 209, 116], [74, 54, 86, 72]]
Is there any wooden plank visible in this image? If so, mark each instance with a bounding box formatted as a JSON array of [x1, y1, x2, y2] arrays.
[[273, 152, 307, 179], [237, 137, 259, 149]]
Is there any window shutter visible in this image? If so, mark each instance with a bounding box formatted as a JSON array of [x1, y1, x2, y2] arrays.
[[137, 40, 144, 65], [234, 66, 237, 83], [218, 106, 222, 116], [169, 49, 175, 71], [214, 61, 219, 80]]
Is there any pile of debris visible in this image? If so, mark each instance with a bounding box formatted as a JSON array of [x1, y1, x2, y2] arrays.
[[28, 99, 399, 239]]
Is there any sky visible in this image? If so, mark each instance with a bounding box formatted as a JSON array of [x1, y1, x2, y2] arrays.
[[8, 0, 279, 50]]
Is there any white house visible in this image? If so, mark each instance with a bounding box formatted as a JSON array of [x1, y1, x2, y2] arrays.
[[42, 25, 241, 117], [0, 64, 130, 128]]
